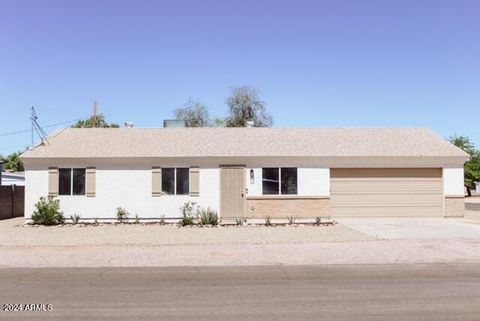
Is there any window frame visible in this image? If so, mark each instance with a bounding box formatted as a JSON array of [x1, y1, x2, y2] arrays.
[[262, 167, 298, 196], [161, 167, 190, 196], [58, 168, 86, 196]]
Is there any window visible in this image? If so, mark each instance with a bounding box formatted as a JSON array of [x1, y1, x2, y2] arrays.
[[262, 167, 297, 195], [59, 168, 71, 195], [162, 168, 175, 195], [281, 167, 297, 194], [162, 168, 189, 195], [176, 168, 189, 195], [59, 168, 86, 196], [72, 168, 86, 195], [262, 168, 279, 195]]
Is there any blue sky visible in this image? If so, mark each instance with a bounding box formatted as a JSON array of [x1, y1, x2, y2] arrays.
[[0, 0, 479, 155]]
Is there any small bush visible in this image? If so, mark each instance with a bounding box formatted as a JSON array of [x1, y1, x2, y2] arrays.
[[264, 215, 272, 226], [134, 213, 140, 224], [180, 215, 195, 226], [70, 213, 81, 225], [31, 196, 65, 226], [179, 201, 198, 226], [93, 217, 98, 225], [180, 201, 198, 217], [316, 216, 322, 225], [198, 207, 218, 226], [286, 215, 296, 225], [235, 218, 245, 226], [116, 207, 129, 223]]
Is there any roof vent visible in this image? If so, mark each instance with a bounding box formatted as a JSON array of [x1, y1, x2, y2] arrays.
[[246, 121, 255, 128], [124, 122, 134, 128], [164, 119, 187, 128]]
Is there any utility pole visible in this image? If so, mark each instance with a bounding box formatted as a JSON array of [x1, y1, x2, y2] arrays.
[[93, 101, 98, 128], [30, 107, 49, 146], [30, 107, 37, 148]]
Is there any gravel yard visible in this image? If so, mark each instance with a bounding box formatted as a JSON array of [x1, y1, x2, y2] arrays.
[[0, 218, 372, 247], [2, 217, 480, 268], [2, 239, 480, 268]]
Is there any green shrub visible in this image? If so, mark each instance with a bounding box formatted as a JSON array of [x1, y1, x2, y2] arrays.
[[179, 201, 198, 226], [180, 215, 195, 226], [116, 207, 129, 223], [70, 213, 81, 224], [198, 207, 218, 226], [31, 196, 64, 225]]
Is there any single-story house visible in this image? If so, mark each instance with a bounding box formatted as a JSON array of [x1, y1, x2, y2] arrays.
[[20, 127, 469, 220]]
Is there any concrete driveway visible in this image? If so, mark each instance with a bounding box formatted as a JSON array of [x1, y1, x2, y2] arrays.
[[337, 217, 480, 240]]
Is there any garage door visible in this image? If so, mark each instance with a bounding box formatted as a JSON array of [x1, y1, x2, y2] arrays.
[[331, 168, 443, 217]]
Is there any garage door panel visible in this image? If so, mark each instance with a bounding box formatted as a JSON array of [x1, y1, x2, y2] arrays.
[[332, 206, 443, 217], [331, 180, 442, 194], [331, 194, 443, 207], [330, 168, 443, 217], [331, 168, 442, 178]]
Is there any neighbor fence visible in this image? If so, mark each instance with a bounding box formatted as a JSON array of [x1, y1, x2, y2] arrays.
[[0, 185, 24, 220]]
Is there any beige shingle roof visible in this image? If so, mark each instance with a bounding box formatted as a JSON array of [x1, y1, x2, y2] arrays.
[[21, 127, 469, 159]]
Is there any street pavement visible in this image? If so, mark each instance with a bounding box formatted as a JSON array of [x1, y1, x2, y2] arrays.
[[1, 264, 480, 321]]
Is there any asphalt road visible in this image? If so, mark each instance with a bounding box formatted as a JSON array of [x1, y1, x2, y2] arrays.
[[1, 264, 480, 321]]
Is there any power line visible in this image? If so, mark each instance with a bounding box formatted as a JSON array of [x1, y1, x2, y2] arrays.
[[0, 117, 88, 137]]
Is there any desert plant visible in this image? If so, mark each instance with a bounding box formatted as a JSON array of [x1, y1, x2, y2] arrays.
[[180, 201, 198, 217], [180, 215, 195, 226], [264, 215, 272, 226], [235, 218, 244, 226], [197, 207, 218, 226], [31, 196, 65, 226], [70, 213, 81, 225], [93, 217, 98, 225], [159, 214, 166, 225], [116, 207, 129, 223], [286, 215, 296, 225], [179, 201, 198, 226], [134, 214, 140, 224], [316, 216, 322, 225]]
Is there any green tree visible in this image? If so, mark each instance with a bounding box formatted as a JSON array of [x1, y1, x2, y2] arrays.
[[449, 135, 480, 196], [0, 151, 25, 172], [72, 114, 119, 128], [225, 86, 273, 127], [174, 99, 212, 127]]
